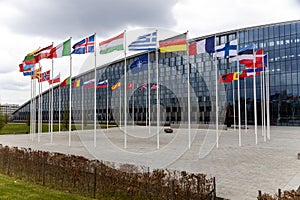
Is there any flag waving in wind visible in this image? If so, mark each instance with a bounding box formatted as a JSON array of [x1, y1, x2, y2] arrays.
[[128, 31, 157, 51], [34, 44, 53, 62], [72, 34, 95, 54], [129, 54, 148, 74], [189, 36, 215, 55], [159, 32, 187, 53], [99, 32, 124, 54], [214, 39, 238, 58], [96, 79, 108, 89], [38, 70, 51, 82], [50, 39, 71, 58]]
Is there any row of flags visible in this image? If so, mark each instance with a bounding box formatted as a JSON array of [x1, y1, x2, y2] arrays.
[[20, 30, 268, 89]]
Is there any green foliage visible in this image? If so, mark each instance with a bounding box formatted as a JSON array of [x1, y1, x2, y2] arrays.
[[0, 174, 91, 200]]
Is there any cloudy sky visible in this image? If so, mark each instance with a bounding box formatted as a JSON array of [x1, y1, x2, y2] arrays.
[[0, 0, 299, 105]]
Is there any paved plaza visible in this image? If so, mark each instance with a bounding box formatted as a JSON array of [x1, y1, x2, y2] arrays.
[[0, 125, 299, 199]]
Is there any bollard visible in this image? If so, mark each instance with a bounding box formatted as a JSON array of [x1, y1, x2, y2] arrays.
[[298, 153, 300, 160]]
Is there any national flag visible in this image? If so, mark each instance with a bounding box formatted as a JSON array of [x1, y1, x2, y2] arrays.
[[214, 39, 238, 58], [83, 79, 95, 89], [48, 73, 60, 84], [150, 84, 159, 90], [34, 45, 53, 63], [38, 70, 51, 82], [111, 81, 120, 91], [229, 44, 254, 62], [128, 31, 157, 51], [245, 67, 265, 76], [96, 79, 108, 89], [19, 63, 34, 72], [189, 36, 215, 55], [23, 48, 40, 65], [99, 32, 124, 54], [50, 39, 71, 58], [219, 72, 234, 83], [159, 33, 187, 53], [240, 49, 264, 66], [23, 70, 35, 76], [72, 34, 95, 54], [138, 83, 147, 90], [126, 81, 134, 90], [73, 79, 81, 88], [61, 77, 71, 87], [30, 67, 42, 79], [129, 54, 148, 74], [243, 50, 268, 68]]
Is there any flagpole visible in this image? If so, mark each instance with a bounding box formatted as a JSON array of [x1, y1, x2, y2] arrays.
[[81, 85, 84, 130], [260, 69, 264, 138], [119, 82, 121, 128], [40, 79, 43, 140], [148, 51, 151, 134], [51, 43, 54, 144], [232, 80, 235, 131], [262, 55, 266, 142], [266, 53, 270, 140], [214, 36, 219, 148], [186, 31, 191, 149], [38, 77, 41, 143], [69, 37, 72, 147], [94, 33, 97, 148], [106, 82, 108, 130], [124, 30, 127, 149], [59, 81, 61, 134], [236, 34, 241, 147], [132, 81, 135, 127], [253, 47, 258, 144], [244, 77, 247, 133], [156, 30, 159, 149], [30, 67, 33, 140]]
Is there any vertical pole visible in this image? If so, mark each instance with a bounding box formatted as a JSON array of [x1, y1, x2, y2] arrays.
[[119, 81, 121, 127], [186, 31, 191, 149], [124, 30, 127, 149], [232, 80, 235, 130], [81, 86, 84, 130], [30, 72, 33, 140], [48, 82, 51, 134], [94, 33, 97, 148], [132, 81, 135, 127], [244, 77, 247, 132], [254, 49, 258, 144], [260, 72, 264, 137], [214, 36, 219, 148], [266, 53, 270, 140], [148, 52, 151, 134], [69, 38, 72, 146], [236, 33, 241, 146], [156, 30, 159, 149], [51, 49, 54, 144], [106, 83, 108, 130], [38, 80, 41, 143], [58, 82, 61, 134]]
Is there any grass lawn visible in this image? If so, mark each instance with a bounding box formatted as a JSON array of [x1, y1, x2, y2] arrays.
[[0, 123, 118, 135], [0, 173, 91, 200]]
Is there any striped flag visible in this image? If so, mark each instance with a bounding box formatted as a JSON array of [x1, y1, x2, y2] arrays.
[[111, 81, 120, 91], [96, 79, 108, 89], [83, 79, 95, 89], [128, 31, 157, 51], [159, 33, 187, 53], [99, 32, 124, 54]]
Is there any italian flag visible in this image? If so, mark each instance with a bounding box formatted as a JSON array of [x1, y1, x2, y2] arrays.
[[51, 39, 71, 58], [99, 32, 124, 54]]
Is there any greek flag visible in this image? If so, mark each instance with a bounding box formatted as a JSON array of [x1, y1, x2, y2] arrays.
[[128, 31, 157, 51]]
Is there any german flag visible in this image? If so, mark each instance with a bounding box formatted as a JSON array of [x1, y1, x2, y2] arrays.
[[159, 33, 187, 53]]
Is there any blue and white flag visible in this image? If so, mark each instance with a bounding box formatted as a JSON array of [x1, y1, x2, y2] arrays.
[[128, 31, 157, 51], [214, 39, 238, 58], [72, 34, 95, 54], [129, 54, 148, 74], [229, 44, 254, 62]]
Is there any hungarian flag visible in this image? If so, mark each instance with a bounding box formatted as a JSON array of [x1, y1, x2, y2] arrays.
[[48, 73, 60, 84], [50, 39, 71, 58], [99, 32, 124, 54], [34, 44, 53, 62], [159, 33, 187, 53], [61, 77, 71, 87]]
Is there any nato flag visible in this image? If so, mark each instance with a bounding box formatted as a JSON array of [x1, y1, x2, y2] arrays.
[[129, 54, 148, 74]]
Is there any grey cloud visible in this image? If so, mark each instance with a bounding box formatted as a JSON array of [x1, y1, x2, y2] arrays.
[[5, 0, 177, 39]]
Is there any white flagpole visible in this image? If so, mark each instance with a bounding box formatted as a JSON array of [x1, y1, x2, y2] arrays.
[[232, 80, 235, 130], [59, 81, 61, 134], [30, 69, 33, 140], [266, 53, 270, 140], [81, 85, 84, 130], [120, 30, 127, 149], [186, 31, 191, 149], [51, 46, 54, 144], [40, 80, 43, 140], [253, 48, 258, 144], [124, 30, 127, 149], [106, 82, 108, 130], [237, 67, 241, 147], [156, 30, 159, 149], [244, 77, 247, 132], [69, 37, 72, 146], [148, 52, 151, 134], [94, 33, 97, 148], [132, 81, 135, 127], [214, 36, 219, 148], [38, 78, 41, 143], [48, 80, 51, 135], [119, 82, 122, 127]]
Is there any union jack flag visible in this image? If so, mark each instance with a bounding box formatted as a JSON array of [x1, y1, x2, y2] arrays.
[[72, 34, 95, 54], [38, 70, 50, 82]]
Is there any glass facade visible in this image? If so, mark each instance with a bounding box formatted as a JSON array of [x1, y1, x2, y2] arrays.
[[13, 20, 300, 126]]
